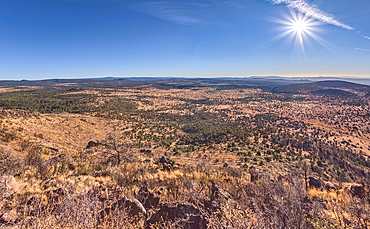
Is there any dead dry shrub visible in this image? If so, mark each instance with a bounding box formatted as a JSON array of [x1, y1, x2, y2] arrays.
[[24, 143, 43, 171], [15, 185, 144, 228], [0, 147, 24, 176], [238, 176, 320, 229]]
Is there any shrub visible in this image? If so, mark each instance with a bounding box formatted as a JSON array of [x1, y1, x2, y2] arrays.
[[264, 156, 272, 162], [24, 144, 43, 174], [0, 147, 24, 176]]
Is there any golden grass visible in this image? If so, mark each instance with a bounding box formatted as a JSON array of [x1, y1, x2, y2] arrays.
[[308, 187, 351, 208]]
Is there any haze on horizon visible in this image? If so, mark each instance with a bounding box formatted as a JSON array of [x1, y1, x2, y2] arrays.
[[0, 0, 370, 80]]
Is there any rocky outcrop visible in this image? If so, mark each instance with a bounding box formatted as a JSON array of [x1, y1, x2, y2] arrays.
[[136, 186, 160, 210], [211, 183, 231, 201], [207, 183, 238, 220], [0, 209, 18, 225], [0, 176, 18, 201], [86, 141, 108, 149], [249, 169, 270, 183], [249, 169, 259, 182], [182, 214, 208, 229], [41, 155, 62, 170], [325, 183, 338, 192], [146, 202, 206, 227], [0, 147, 24, 177], [112, 197, 146, 215], [100, 196, 146, 220], [41, 154, 75, 172]]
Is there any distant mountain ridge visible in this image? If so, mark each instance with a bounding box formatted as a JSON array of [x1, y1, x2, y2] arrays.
[[1, 78, 370, 94], [0, 77, 310, 91], [272, 80, 370, 96]]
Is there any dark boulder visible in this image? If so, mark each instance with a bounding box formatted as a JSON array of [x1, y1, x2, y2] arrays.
[[159, 156, 174, 165], [351, 185, 365, 198], [158, 156, 175, 171], [86, 141, 99, 149], [308, 177, 323, 189], [202, 198, 221, 215]]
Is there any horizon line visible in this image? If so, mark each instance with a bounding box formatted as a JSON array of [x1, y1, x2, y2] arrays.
[[2, 75, 370, 81]]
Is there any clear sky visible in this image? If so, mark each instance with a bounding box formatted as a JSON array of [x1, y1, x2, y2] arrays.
[[1, 0, 370, 80]]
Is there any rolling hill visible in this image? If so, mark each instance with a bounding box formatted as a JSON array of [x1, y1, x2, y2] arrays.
[[272, 80, 370, 96]]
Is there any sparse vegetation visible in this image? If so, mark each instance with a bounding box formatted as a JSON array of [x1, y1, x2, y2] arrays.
[[0, 79, 369, 228]]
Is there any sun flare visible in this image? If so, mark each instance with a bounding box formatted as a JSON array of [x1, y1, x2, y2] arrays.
[[292, 20, 307, 34], [271, 11, 324, 52]]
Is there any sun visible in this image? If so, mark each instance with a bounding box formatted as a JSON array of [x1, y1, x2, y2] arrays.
[[271, 10, 324, 51], [292, 20, 308, 34], [290, 17, 310, 47]]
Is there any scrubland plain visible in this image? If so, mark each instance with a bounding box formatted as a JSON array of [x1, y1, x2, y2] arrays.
[[0, 79, 369, 228]]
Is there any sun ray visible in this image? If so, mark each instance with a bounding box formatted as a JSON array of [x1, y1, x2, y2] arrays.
[[270, 10, 327, 53]]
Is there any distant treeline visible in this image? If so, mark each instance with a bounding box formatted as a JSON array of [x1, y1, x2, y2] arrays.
[[0, 89, 136, 114]]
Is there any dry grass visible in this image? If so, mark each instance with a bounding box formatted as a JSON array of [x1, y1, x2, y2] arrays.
[[0, 85, 370, 228]]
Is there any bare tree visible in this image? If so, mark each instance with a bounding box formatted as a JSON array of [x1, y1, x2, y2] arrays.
[[104, 132, 131, 166], [297, 160, 309, 191]]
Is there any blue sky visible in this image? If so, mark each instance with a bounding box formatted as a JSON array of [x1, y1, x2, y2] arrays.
[[0, 0, 370, 80]]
